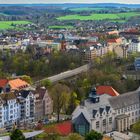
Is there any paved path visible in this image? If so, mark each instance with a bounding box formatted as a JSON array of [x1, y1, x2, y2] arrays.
[[35, 64, 90, 85], [0, 130, 44, 140]]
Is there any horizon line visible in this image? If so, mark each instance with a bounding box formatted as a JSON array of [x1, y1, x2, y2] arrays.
[[0, 3, 140, 5]]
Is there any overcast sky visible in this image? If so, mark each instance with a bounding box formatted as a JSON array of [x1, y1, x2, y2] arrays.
[[0, 0, 140, 4]]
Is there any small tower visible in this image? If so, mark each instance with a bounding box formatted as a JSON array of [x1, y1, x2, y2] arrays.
[[61, 34, 66, 50], [89, 87, 100, 103]]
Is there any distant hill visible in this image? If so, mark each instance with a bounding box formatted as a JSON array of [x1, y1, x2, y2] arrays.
[[0, 3, 140, 8]]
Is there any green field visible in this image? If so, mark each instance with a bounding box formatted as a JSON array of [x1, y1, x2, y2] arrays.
[[69, 7, 108, 12], [57, 12, 140, 21], [0, 21, 31, 30], [49, 25, 73, 29]]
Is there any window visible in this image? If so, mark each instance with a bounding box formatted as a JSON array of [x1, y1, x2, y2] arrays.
[[96, 121, 99, 128], [124, 107, 127, 112], [132, 112, 134, 116], [118, 110, 120, 114], [109, 117, 112, 124], [103, 119, 106, 126], [135, 111, 137, 115], [128, 107, 130, 111], [121, 109, 123, 113], [134, 105, 136, 110]]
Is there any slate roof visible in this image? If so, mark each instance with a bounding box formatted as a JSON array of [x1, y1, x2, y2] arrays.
[[99, 108, 104, 115], [106, 106, 111, 113], [18, 90, 30, 98], [92, 110, 97, 118], [109, 89, 140, 109], [34, 87, 46, 100], [72, 113, 90, 125]]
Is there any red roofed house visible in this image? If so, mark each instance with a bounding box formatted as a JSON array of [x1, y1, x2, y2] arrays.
[[0, 78, 29, 93], [0, 79, 8, 93], [97, 86, 119, 96]]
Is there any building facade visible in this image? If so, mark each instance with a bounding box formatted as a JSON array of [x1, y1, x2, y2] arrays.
[[72, 87, 140, 135], [0, 93, 20, 128]]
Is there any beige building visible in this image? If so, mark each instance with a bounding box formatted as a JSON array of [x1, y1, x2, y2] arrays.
[[72, 87, 140, 135], [34, 87, 53, 120]]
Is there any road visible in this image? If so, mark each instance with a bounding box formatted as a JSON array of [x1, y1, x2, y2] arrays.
[[0, 130, 44, 140], [35, 64, 90, 85]]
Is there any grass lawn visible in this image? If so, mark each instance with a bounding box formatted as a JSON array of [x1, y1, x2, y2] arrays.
[[0, 21, 31, 30], [49, 25, 73, 29], [69, 7, 107, 12], [57, 12, 140, 21]]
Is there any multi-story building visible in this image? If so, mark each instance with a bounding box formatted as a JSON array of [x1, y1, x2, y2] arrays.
[[34, 87, 53, 120], [16, 90, 35, 122], [128, 38, 140, 53], [134, 57, 140, 71], [0, 93, 20, 128], [72, 87, 140, 135]]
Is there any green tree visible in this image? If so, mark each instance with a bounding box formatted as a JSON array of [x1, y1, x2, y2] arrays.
[[85, 130, 103, 140], [49, 83, 70, 122], [45, 133, 60, 140], [67, 92, 80, 114], [20, 75, 32, 84], [132, 120, 140, 135], [10, 129, 25, 140], [68, 133, 84, 140], [41, 79, 52, 88]]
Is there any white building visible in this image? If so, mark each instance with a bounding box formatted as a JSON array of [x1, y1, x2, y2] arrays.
[[72, 87, 140, 135], [128, 39, 140, 53], [0, 93, 20, 128], [16, 90, 35, 122]]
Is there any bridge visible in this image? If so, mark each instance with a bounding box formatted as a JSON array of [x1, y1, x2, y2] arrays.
[[0, 130, 44, 140], [34, 64, 90, 85]]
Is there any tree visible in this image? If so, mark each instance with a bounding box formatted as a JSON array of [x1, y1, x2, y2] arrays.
[[20, 75, 32, 84], [45, 133, 60, 140], [10, 129, 26, 140], [132, 120, 140, 135], [41, 79, 52, 88], [67, 92, 80, 114], [85, 130, 103, 140], [68, 133, 84, 140], [49, 83, 70, 122]]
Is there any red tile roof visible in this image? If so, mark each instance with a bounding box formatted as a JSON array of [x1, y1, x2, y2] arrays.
[[97, 86, 119, 96], [0, 79, 8, 88], [107, 38, 122, 44], [9, 78, 29, 90]]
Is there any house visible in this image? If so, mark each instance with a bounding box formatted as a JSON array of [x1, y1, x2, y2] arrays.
[[0, 79, 8, 93], [0, 78, 29, 92], [72, 87, 140, 135], [113, 45, 128, 58], [8, 78, 29, 91], [0, 92, 20, 128], [134, 57, 140, 71], [97, 86, 119, 97], [34, 87, 53, 120], [128, 38, 140, 53], [16, 90, 35, 122]]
